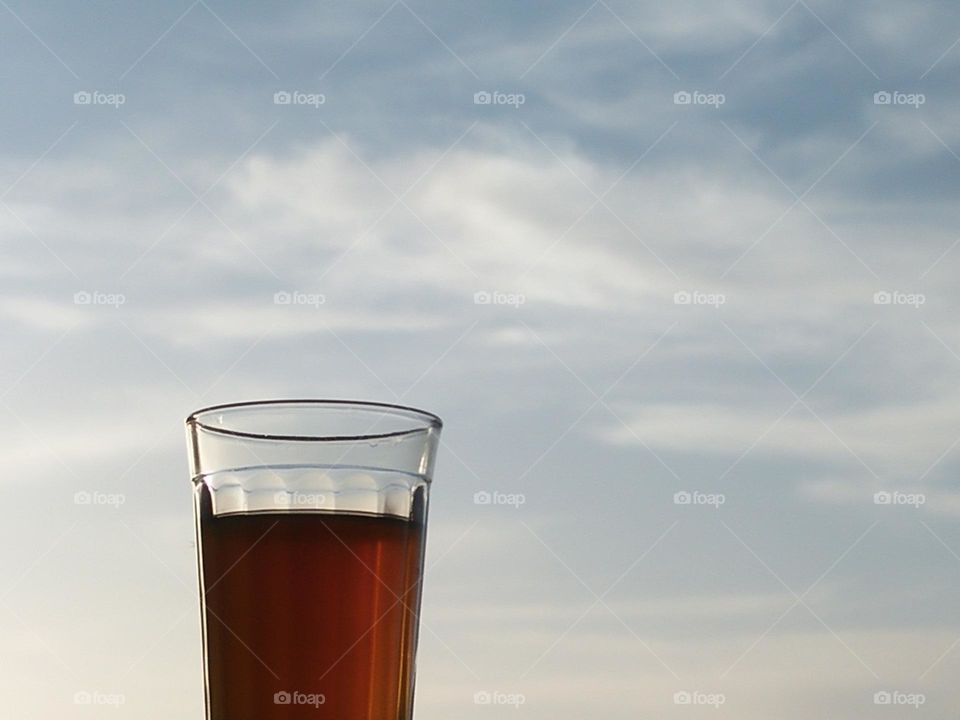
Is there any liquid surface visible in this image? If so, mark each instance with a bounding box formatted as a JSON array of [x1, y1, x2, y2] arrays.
[[196, 482, 426, 720]]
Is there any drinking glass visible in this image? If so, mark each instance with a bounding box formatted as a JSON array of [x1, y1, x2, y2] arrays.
[[186, 400, 442, 719]]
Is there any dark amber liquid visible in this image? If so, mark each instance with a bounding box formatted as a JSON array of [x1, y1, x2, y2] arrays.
[[196, 484, 426, 719]]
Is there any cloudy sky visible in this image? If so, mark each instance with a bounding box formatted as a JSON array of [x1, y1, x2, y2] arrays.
[[2, 0, 960, 717]]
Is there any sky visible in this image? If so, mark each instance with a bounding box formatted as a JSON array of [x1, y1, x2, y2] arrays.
[[2, 0, 960, 717]]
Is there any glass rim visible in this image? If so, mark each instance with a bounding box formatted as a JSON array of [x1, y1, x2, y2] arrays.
[[185, 399, 443, 443]]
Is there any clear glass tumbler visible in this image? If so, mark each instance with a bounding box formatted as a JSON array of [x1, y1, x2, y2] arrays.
[[185, 400, 442, 719]]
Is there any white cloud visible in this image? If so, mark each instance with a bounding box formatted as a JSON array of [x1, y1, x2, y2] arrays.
[[603, 395, 960, 483], [0, 296, 93, 333]]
